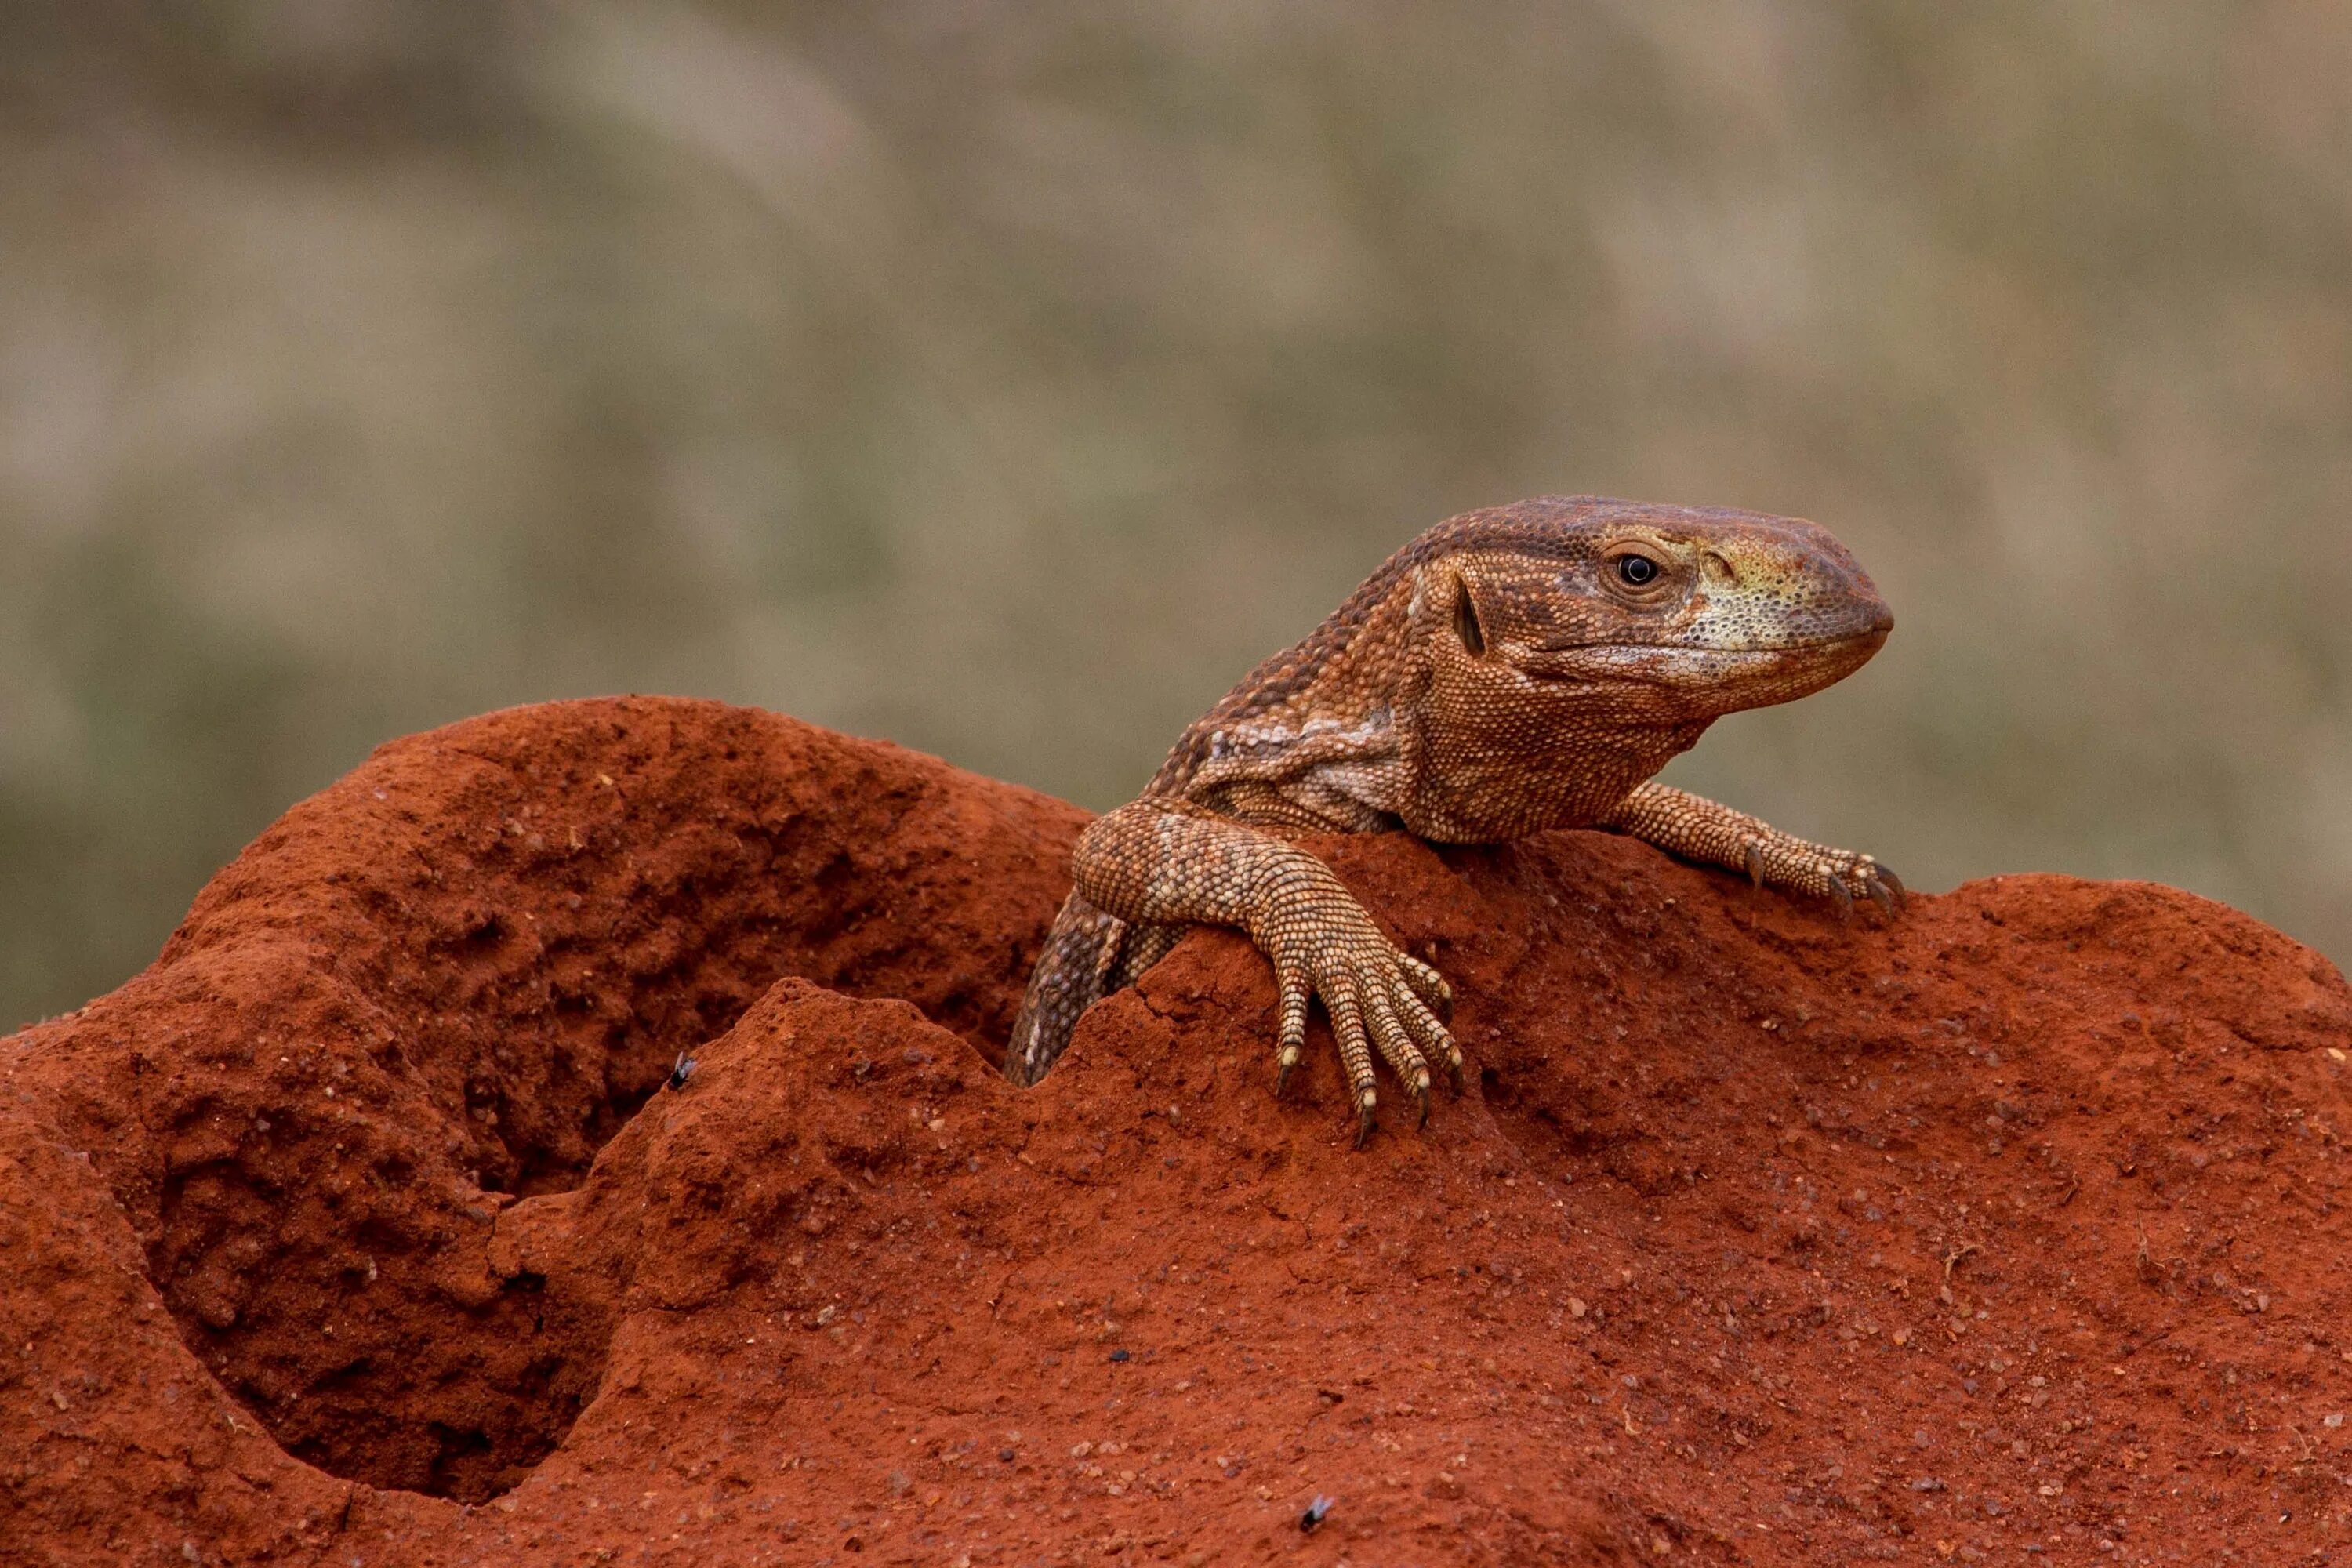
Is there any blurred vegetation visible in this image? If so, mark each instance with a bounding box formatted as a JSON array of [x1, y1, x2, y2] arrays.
[[2, 2, 2349, 1029]]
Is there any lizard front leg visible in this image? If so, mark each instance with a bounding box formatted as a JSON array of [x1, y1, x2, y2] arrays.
[[1604, 781, 1904, 916], [1069, 798, 1460, 1145]]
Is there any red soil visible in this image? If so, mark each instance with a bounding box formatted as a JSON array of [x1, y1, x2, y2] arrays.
[[6, 697, 2352, 1567]]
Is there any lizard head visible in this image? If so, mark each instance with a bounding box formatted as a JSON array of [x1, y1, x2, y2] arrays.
[[1411, 495, 1892, 728]]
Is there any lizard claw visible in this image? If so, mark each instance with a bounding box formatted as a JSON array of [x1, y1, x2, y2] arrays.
[[1820, 864, 1854, 921], [1865, 869, 1902, 917], [1740, 833, 1903, 925], [1354, 1094, 1378, 1149], [1831, 855, 1904, 921]]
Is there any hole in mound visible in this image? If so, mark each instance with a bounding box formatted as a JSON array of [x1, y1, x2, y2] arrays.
[[151, 940, 923, 1502], [122, 709, 1065, 1503]]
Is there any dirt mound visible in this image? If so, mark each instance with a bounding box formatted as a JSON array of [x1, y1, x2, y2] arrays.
[[5, 698, 2351, 1566]]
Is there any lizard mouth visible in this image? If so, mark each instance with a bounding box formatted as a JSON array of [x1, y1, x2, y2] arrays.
[[1519, 626, 1889, 684]]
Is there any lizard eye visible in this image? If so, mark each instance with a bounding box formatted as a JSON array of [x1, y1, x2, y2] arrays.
[[1617, 554, 1660, 587], [1451, 576, 1486, 657]]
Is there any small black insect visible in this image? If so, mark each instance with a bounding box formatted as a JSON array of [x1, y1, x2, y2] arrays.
[[666, 1051, 696, 1091], [1107, 1348, 1130, 1363], [1299, 1494, 1334, 1533]]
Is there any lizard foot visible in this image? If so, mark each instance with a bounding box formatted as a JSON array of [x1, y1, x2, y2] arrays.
[[1265, 898, 1461, 1146], [1740, 833, 1904, 919]]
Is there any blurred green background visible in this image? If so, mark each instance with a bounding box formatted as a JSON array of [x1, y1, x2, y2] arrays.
[[3, 2, 2348, 1031]]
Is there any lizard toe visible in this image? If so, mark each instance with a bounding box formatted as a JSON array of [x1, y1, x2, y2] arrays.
[[1361, 989, 1432, 1112], [1272, 963, 1312, 1097], [1398, 953, 1454, 1018], [1323, 981, 1384, 1140], [1392, 986, 1463, 1095]]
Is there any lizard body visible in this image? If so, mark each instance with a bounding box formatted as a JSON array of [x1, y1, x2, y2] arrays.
[[1005, 495, 1898, 1141]]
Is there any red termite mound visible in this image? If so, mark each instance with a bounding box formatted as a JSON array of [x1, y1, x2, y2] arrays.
[[5, 697, 2351, 1567]]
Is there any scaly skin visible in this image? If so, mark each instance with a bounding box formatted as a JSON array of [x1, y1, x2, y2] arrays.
[[1004, 495, 1900, 1142]]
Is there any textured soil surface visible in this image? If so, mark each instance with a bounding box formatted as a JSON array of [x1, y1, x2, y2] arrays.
[[7, 698, 2352, 1567]]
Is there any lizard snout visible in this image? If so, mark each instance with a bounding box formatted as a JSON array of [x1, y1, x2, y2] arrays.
[[1702, 528, 1893, 652]]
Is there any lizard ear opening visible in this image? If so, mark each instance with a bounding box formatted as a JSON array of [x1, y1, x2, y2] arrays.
[[1451, 575, 1486, 658]]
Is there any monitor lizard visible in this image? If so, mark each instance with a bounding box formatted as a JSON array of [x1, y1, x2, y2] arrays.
[[1004, 495, 1900, 1144]]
